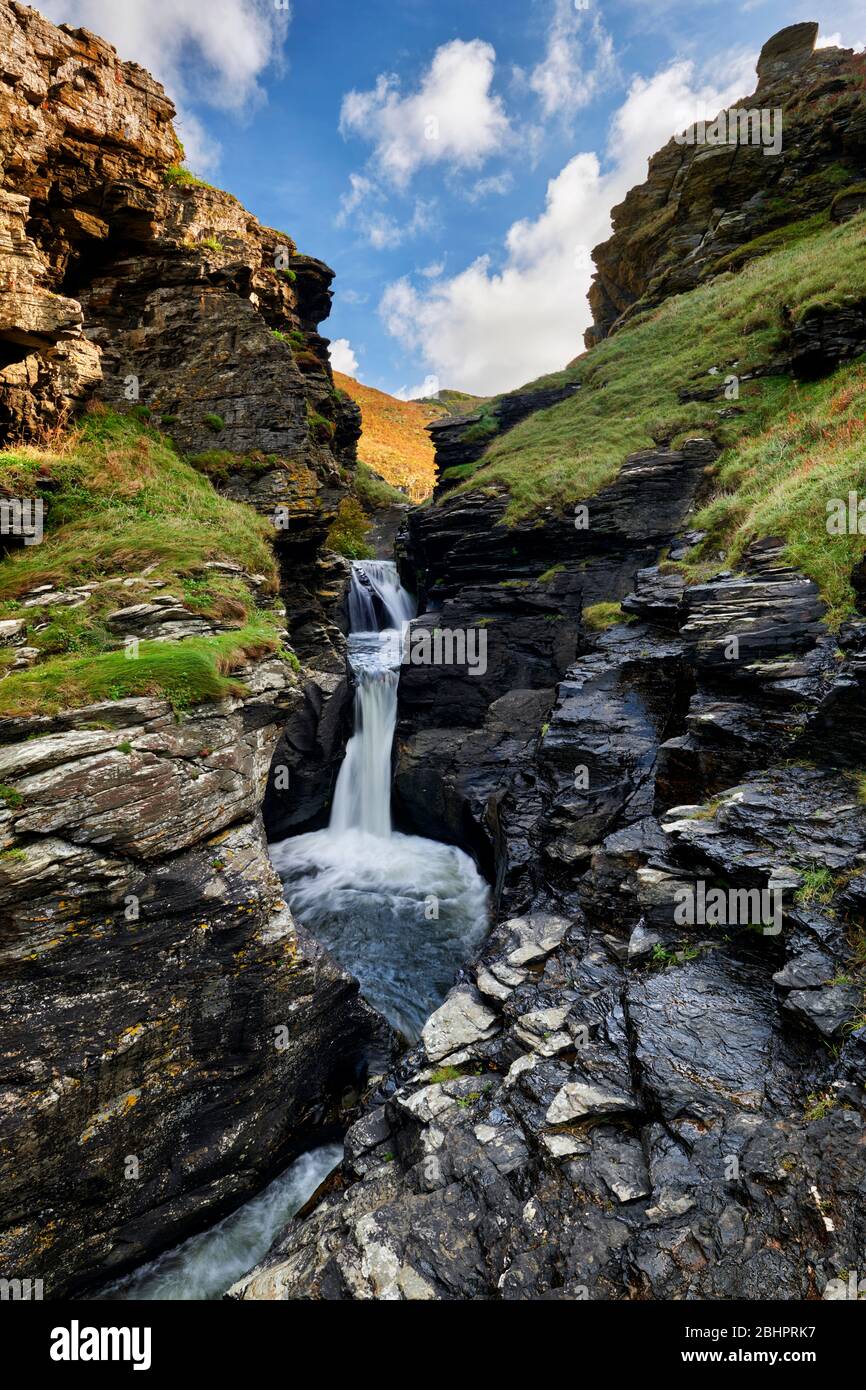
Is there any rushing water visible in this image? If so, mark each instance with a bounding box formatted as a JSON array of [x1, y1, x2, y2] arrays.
[[107, 561, 489, 1299], [101, 1144, 342, 1301], [270, 560, 490, 1039]]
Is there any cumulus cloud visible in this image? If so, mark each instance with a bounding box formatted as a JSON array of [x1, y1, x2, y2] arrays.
[[336, 180, 436, 250], [528, 0, 618, 119], [339, 39, 511, 190], [329, 338, 359, 376], [39, 0, 290, 169], [379, 51, 758, 395], [395, 374, 441, 402]]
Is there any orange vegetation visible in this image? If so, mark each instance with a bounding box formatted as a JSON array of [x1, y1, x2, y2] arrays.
[[334, 371, 446, 502]]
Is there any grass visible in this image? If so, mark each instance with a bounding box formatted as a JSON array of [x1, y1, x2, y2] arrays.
[[333, 370, 444, 501], [0, 409, 287, 713], [795, 866, 837, 906], [678, 360, 866, 626], [164, 165, 211, 189], [355, 463, 407, 511], [583, 601, 626, 632], [0, 408, 276, 600], [447, 212, 866, 542], [0, 622, 283, 718]]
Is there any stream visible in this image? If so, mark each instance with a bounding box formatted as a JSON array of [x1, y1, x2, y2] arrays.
[[109, 560, 489, 1299]]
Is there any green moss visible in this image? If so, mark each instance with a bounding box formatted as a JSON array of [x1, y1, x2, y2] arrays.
[[204, 413, 225, 433], [308, 411, 336, 443], [429, 1065, 462, 1084], [0, 784, 23, 809], [278, 268, 297, 284], [538, 564, 566, 582]]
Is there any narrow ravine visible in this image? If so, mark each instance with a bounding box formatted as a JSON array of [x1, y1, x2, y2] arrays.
[[271, 560, 490, 1039], [102, 1146, 342, 1302], [107, 560, 489, 1300]]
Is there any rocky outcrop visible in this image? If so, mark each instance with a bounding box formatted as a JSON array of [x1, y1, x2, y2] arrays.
[[586, 26, 866, 345], [234, 554, 866, 1302], [231, 27, 866, 1292], [0, 0, 381, 1299], [430, 378, 580, 499]]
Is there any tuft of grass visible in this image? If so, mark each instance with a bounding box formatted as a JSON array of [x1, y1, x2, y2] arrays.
[[583, 601, 625, 632], [796, 866, 837, 906], [429, 1065, 462, 1084], [204, 413, 225, 433], [164, 165, 211, 189]]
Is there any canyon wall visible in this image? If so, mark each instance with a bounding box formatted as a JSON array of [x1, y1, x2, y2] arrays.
[[234, 27, 866, 1301], [0, 0, 381, 1297]]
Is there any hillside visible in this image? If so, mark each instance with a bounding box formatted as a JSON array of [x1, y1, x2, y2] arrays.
[[334, 371, 446, 501]]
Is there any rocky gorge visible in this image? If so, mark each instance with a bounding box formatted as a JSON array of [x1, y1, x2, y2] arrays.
[[1, 6, 865, 1306]]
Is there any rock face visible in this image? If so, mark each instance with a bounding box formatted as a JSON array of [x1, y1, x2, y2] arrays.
[[231, 29, 866, 1303], [0, 0, 381, 1298], [586, 25, 866, 345]]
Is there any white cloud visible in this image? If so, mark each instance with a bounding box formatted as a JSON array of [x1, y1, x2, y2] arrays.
[[342, 289, 370, 306], [379, 51, 757, 396], [529, 0, 618, 119], [395, 374, 441, 402], [336, 176, 436, 250], [339, 39, 511, 189], [465, 172, 515, 203], [329, 338, 359, 376], [38, 0, 290, 170]]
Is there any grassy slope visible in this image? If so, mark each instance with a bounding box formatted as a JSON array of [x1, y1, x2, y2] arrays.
[[0, 408, 289, 715], [334, 371, 445, 501], [447, 212, 866, 618]]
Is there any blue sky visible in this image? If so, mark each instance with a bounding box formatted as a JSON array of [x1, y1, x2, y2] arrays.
[[40, 1, 866, 397]]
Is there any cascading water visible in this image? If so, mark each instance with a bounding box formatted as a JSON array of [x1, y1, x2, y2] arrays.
[[107, 561, 489, 1302], [270, 560, 490, 1039], [103, 1145, 342, 1301]]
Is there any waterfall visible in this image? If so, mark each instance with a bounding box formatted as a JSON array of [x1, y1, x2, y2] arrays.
[[270, 558, 489, 1040], [346, 559, 416, 633], [329, 562, 415, 838]]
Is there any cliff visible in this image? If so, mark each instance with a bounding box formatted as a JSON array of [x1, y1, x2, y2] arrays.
[[234, 25, 866, 1302], [0, 0, 382, 1298]]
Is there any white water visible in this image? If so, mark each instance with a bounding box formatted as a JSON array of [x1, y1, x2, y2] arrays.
[[101, 1144, 341, 1301], [271, 560, 490, 1038], [106, 563, 490, 1300]]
